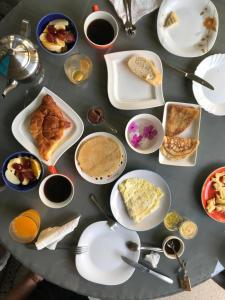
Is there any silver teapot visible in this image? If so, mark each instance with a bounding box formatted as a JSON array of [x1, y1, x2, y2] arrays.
[[0, 19, 43, 97]]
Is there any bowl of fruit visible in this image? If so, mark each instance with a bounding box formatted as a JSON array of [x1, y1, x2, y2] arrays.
[[36, 13, 78, 55], [1, 151, 44, 192]]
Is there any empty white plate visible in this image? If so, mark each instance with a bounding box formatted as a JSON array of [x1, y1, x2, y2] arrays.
[[110, 170, 171, 231], [193, 54, 225, 115], [11, 87, 84, 166], [104, 50, 164, 110], [157, 0, 218, 57], [75, 221, 140, 285]]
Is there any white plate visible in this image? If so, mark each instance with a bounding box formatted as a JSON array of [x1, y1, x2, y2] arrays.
[[193, 54, 225, 115], [157, 0, 218, 57], [104, 50, 164, 110], [159, 102, 201, 167], [74, 132, 127, 185], [110, 170, 171, 231], [75, 221, 140, 285], [11, 87, 84, 166]]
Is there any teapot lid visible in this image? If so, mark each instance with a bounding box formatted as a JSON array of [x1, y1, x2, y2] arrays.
[[0, 35, 39, 80]]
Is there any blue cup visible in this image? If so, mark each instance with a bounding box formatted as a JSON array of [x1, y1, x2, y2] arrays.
[[1, 151, 44, 192], [36, 12, 78, 55]]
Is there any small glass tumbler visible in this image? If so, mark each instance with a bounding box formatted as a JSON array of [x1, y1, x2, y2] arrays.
[[64, 53, 93, 84], [9, 209, 41, 244]]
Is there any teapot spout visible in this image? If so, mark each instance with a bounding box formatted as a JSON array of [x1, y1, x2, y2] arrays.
[[2, 80, 18, 97]]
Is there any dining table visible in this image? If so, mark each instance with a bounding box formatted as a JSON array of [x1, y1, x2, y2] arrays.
[[0, 0, 225, 299]]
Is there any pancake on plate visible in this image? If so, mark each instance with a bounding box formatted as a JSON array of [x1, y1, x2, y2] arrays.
[[166, 104, 199, 136], [160, 136, 199, 160], [118, 178, 164, 223], [77, 136, 123, 178]]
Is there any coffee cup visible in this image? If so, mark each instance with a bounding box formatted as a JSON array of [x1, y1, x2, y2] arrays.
[[162, 235, 185, 259], [84, 4, 119, 49], [39, 169, 74, 208]]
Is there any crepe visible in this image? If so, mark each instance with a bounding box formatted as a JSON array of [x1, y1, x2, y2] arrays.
[[29, 94, 70, 161], [166, 105, 199, 136], [77, 136, 123, 178], [160, 136, 199, 160], [118, 178, 164, 223]]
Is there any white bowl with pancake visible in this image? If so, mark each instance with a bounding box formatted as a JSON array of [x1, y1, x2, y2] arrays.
[[74, 132, 127, 184]]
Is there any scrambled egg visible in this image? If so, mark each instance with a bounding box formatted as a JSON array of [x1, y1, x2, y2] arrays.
[[118, 178, 164, 223]]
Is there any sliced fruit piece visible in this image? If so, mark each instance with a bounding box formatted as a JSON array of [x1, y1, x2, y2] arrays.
[[31, 159, 41, 179], [5, 170, 20, 185], [39, 33, 63, 53], [22, 177, 30, 185], [49, 19, 69, 30], [7, 157, 23, 173]]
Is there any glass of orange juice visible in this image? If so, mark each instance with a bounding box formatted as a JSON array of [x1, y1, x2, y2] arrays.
[[9, 209, 40, 243]]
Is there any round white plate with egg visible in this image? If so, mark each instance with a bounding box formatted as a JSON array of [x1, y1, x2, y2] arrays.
[[193, 54, 225, 115], [157, 0, 218, 57], [110, 170, 171, 231], [75, 221, 140, 285]]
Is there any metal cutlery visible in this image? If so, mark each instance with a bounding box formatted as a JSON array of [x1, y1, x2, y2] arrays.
[[126, 241, 163, 253], [89, 193, 117, 229], [164, 62, 214, 90], [123, 0, 136, 36], [166, 241, 191, 291], [75, 245, 88, 255], [27, 244, 88, 255], [122, 256, 173, 284]]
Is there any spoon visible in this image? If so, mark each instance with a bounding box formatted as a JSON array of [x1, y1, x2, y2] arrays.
[[126, 241, 163, 253], [166, 241, 184, 270]]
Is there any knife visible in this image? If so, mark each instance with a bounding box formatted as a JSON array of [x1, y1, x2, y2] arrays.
[[165, 62, 214, 90], [122, 256, 174, 284]]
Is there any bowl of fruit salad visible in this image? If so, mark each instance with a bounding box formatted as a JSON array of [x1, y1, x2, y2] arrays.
[[1, 151, 44, 192], [36, 13, 78, 55]]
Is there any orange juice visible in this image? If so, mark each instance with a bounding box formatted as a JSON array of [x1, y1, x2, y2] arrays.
[[9, 209, 40, 243]]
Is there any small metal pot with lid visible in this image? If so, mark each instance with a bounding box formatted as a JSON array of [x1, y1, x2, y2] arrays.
[[0, 19, 44, 97]]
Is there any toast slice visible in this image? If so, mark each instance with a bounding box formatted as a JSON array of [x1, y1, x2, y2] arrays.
[[128, 56, 162, 86]]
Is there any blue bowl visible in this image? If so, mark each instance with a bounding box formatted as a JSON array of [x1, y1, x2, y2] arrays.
[[1, 151, 44, 192], [36, 12, 78, 56]]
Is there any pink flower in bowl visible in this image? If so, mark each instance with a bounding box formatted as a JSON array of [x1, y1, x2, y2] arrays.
[[128, 121, 138, 133], [130, 134, 143, 148]]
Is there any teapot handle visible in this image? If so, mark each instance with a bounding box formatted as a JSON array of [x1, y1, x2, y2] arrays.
[[20, 19, 31, 39]]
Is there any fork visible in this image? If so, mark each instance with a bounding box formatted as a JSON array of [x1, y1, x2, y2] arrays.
[[125, 0, 136, 36], [75, 245, 88, 255]]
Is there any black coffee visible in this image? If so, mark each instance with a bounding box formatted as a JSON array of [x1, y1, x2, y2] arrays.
[[44, 175, 72, 203], [87, 19, 114, 45]]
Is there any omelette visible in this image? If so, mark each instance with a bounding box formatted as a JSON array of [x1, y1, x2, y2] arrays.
[[118, 178, 164, 223]]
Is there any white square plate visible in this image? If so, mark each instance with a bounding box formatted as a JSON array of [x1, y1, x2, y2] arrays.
[[104, 50, 164, 110], [159, 101, 201, 167], [11, 87, 84, 166]]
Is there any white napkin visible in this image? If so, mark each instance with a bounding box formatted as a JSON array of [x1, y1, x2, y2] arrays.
[[144, 251, 160, 268], [35, 217, 80, 250], [109, 0, 162, 24]]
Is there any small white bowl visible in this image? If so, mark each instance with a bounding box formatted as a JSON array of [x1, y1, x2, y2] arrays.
[[125, 114, 164, 154]]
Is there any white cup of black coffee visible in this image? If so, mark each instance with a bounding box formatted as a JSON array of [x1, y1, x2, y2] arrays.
[[39, 174, 74, 208], [84, 5, 119, 49]]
